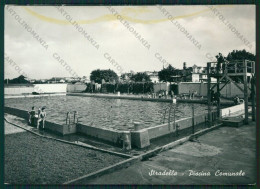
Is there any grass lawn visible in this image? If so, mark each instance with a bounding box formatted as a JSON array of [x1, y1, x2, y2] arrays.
[[5, 131, 126, 184]]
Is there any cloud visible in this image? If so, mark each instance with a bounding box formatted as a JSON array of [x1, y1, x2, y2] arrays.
[[5, 5, 255, 79]]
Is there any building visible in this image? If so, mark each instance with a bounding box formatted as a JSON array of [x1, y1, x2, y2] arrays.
[[171, 69, 185, 83], [170, 63, 216, 83], [120, 72, 134, 82], [170, 63, 192, 83], [191, 64, 216, 82], [120, 71, 159, 83], [145, 71, 159, 83]]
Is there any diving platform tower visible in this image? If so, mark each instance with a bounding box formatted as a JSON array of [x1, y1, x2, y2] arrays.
[[206, 59, 256, 125]]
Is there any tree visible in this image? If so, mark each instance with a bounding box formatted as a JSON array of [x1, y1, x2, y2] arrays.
[[130, 72, 151, 82], [215, 49, 256, 82], [90, 69, 118, 84], [225, 49, 255, 61], [6, 75, 30, 84], [158, 65, 177, 82]]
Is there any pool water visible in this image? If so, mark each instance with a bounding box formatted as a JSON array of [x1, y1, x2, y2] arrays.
[[5, 96, 213, 131]]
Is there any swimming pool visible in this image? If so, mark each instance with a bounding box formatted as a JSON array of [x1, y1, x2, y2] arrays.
[[5, 96, 213, 131]]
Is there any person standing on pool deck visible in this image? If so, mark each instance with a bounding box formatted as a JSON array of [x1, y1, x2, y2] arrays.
[[36, 108, 41, 129], [28, 106, 36, 126], [41, 107, 47, 129], [37, 107, 46, 129]]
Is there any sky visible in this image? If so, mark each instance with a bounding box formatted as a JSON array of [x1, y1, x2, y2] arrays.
[[4, 5, 255, 79]]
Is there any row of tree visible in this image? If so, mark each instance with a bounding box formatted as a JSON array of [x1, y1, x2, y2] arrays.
[[4, 75, 30, 84], [90, 69, 152, 84], [85, 82, 154, 94], [157, 49, 256, 83], [5, 49, 255, 84]]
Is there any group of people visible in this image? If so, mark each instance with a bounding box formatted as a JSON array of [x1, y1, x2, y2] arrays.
[[28, 106, 47, 129], [189, 90, 197, 99], [157, 90, 175, 99]]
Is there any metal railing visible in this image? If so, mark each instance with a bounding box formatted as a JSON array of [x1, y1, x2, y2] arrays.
[[208, 60, 255, 75]]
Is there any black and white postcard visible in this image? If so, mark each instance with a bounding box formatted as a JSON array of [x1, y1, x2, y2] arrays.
[[2, 1, 258, 186]]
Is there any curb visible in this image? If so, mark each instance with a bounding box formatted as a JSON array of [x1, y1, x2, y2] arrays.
[[4, 117, 132, 159], [63, 156, 141, 184], [189, 123, 223, 139]]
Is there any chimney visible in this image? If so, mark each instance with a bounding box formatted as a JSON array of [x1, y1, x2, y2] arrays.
[[183, 62, 187, 70]]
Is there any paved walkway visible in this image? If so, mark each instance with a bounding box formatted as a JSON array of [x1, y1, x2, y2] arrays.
[[86, 122, 256, 185], [5, 122, 26, 135], [4, 114, 37, 135]]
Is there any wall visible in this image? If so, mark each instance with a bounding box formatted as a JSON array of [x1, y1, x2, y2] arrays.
[[67, 83, 87, 93], [5, 93, 66, 99], [5, 105, 127, 146], [147, 123, 175, 140], [77, 123, 124, 145], [153, 82, 170, 93], [220, 103, 244, 118], [5, 84, 67, 95], [150, 76, 159, 83], [4, 85, 34, 95], [147, 113, 209, 140], [178, 82, 204, 95], [192, 74, 200, 82], [4, 106, 28, 120], [147, 103, 243, 140], [34, 84, 67, 93], [178, 82, 250, 97], [4, 106, 76, 135]]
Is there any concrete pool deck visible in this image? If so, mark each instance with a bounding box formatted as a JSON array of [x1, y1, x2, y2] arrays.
[[84, 121, 256, 185], [5, 121, 26, 135]]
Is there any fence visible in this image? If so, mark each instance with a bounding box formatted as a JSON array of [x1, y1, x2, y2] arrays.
[[67, 83, 87, 93], [34, 84, 67, 93], [4, 84, 34, 95], [5, 84, 67, 95], [178, 82, 249, 98]]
